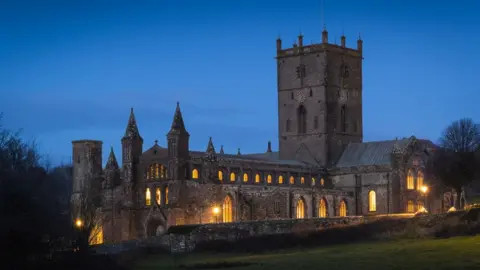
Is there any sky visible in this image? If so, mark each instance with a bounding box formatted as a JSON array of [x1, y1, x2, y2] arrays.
[[1, 0, 479, 166]]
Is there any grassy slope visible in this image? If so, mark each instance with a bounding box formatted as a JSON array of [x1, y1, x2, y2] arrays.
[[134, 236, 480, 270]]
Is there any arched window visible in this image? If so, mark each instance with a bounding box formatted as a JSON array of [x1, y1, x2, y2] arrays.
[[312, 177, 316, 186], [146, 170, 150, 179], [297, 105, 307, 134], [218, 170, 223, 181], [145, 188, 151, 206], [407, 170, 414, 190], [89, 224, 104, 245], [192, 168, 199, 179], [161, 165, 166, 178], [223, 195, 233, 223], [407, 200, 414, 213], [150, 165, 155, 179], [300, 177, 305, 184], [296, 199, 305, 219], [255, 173, 260, 183], [289, 176, 295, 184], [230, 172, 236, 182], [286, 119, 291, 132], [320, 178, 325, 186], [155, 164, 160, 178], [267, 174, 272, 184], [243, 173, 249, 182], [155, 188, 161, 205], [340, 105, 347, 132], [339, 200, 347, 217], [165, 187, 169, 205], [368, 190, 376, 212], [417, 171, 424, 190], [319, 198, 327, 218], [278, 175, 284, 184]]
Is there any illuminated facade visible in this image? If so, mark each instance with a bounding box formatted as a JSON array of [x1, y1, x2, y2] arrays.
[[71, 28, 439, 243]]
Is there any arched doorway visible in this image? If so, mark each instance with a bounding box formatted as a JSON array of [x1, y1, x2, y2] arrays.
[[223, 195, 233, 223], [146, 219, 166, 237]]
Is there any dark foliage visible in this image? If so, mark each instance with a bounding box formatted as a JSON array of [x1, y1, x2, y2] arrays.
[[428, 118, 480, 208], [178, 261, 255, 269]]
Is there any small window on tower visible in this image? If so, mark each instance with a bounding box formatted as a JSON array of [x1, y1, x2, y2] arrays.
[[309, 88, 313, 97], [291, 92, 294, 100], [314, 116, 318, 129]]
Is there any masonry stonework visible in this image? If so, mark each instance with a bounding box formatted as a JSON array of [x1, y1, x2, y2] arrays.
[[72, 27, 445, 244]]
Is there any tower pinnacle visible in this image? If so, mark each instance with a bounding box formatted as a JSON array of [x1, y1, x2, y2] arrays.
[[168, 102, 189, 136], [124, 108, 141, 139]]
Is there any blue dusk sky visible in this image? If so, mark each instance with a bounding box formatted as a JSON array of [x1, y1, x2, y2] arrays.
[[1, 0, 479, 166]]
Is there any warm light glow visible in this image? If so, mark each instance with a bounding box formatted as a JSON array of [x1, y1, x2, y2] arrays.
[[407, 200, 415, 213], [320, 178, 325, 186], [165, 187, 169, 204], [278, 175, 284, 184], [155, 188, 161, 205], [319, 198, 327, 218], [75, 218, 83, 228], [420, 185, 428, 194], [407, 170, 414, 190], [243, 173, 248, 182], [223, 196, 233, 223], [339, 200, 347, 217], [267, 174, 272, 184], [289, 176, 295, 185], [312, 177, 316, 186], [218, 170, 223, 180], [300, 177, 305, 184], [145, 188, 151, 206], [296, 199, 305, 219], [192, 169, 199, 179], [368, 190, 376, 212], [417, 171, 424, 190], [212, 206, 220, 215], [448, 206, 457, 212], [89, 224, 104, 245], [230, 172, 236, 182], [416, 207, 428, 214], [255, 173, 260, 183]]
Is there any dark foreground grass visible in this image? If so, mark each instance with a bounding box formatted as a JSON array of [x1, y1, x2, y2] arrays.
[[134, 235, 480, 270]]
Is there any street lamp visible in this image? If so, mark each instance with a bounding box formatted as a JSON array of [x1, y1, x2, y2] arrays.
[[212, 206, 220, 223], [75, 218, 83, 228]]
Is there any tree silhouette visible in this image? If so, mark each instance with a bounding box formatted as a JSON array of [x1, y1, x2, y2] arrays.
[[428, 118, 480, 208]]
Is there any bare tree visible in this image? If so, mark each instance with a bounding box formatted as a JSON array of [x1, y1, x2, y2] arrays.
[[429, 118, 480, 209]]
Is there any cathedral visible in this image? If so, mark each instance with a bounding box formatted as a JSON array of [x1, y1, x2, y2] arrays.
[[71, 28, 439, 244]]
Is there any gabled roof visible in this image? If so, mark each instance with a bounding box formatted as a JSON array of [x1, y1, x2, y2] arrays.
[[335, 138, 412, 168]]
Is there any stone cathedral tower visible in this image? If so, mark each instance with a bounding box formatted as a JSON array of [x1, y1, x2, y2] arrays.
[[276, 28, 363, 166]]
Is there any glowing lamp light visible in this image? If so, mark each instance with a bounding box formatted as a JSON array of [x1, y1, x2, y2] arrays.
[[75, 218, 83, 228], [212, 207, 220, 215], [448, 206, 456, 212], [420, 186, 428, 194]]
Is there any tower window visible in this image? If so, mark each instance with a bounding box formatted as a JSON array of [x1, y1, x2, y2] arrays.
[[297, 105, 307, 134], [314, 116, 318, 129], [340, 105, 348, 133], [309, 88, 313, 97], [291, 92, 294, 100]]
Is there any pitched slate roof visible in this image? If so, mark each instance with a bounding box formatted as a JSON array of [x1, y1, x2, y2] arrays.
[[189, 150, 308, 166], [335, 139, 412, 168]]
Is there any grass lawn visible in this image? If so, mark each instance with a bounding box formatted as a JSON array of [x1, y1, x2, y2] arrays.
[[134, 235, 480, 270]]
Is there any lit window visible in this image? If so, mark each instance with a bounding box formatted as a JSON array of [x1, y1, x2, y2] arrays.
[[89, 224, 103, 245], [407, 200, 414, 213], [289, 176, 295, 184], [319, 198, 327, 218], [192, 169, 199, 179], [417, 200, 424, 211], [312, 177, 316, 186], [267, 174, 272, 184], [407, 170, 414, 190], [150, 165, 154, 179], [320, 178, 325, 186], [218, 170, 223, 181], [339, 200, 347, 217], [155, 164, 160, 178], [230, 172, 236, 182], [368, 190, 376, 212], [223, 195, 233, 223], [296, 199, 305, 219], [300, 177, 305, 184], [278, 175, 284, 184], [417, 171, 424, 190], [255, 173, 260, 183], [146, 170, 150, 180], [156, 188, 161, 205], [145, 188, 151, 206], [161, 165, 165, 178], [243, 173, 248, 182]]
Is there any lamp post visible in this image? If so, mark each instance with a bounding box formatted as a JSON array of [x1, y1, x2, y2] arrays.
[[212, 206, 220, 223]]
